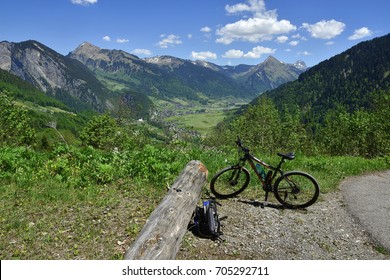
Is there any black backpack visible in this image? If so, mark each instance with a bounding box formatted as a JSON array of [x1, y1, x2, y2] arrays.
[[193, 200, 224, 240]]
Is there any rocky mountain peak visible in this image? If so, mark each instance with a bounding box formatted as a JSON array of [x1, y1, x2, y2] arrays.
[[69, 42, 142, 68], [72, 42, 101, 55], [263, 55, 282, 65], [294, 60, 308, 70], [69, 42, 105, 63]]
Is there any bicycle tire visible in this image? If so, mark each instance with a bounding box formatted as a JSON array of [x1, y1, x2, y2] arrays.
[[273, 171, 320, 208], [210, 166, 250, 199], [206, 202, 220, 237]]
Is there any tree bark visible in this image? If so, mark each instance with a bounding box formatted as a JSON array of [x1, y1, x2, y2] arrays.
[[124, 160, 208, 260]]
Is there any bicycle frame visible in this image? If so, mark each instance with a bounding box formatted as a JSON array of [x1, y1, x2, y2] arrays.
[[237, 150, 281, 187], [234, 137, 292, 199]]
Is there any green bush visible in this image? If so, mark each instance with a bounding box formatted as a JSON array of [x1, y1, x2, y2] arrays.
[[0, 91, 36, 147], [80, 114, 128, 151]]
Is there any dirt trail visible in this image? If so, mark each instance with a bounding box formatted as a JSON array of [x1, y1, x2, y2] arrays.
[[177, 171, 390, 260]]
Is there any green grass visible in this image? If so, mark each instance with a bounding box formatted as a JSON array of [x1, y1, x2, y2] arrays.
[[166, 111, 227, 136], [0, 144, 389, 259], [14, 100, 76, 115], [0, 177, 165, 259], [158, 96, 247, 137]]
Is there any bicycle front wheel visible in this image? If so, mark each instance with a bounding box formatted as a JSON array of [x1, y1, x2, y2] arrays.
[[274, 171, 320, 208], [210, 166, 250, 199]]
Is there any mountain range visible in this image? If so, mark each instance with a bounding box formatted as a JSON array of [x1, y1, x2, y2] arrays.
[[69, 42, 306, 100], [0, 40, 306, 115]]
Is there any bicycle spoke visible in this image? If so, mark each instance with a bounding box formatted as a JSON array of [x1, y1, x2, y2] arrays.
[[210, 166, 250, 199], [274, 172, 319, 208]]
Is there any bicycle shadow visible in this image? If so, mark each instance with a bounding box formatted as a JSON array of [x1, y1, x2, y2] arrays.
[[238, 199, 309, 212], [238, 199, 283, 209]]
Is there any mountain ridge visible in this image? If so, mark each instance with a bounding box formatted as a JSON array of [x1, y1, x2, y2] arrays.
[[69, 42, 306, 99], [70, 43, 248, 101], [0, 39, 307, 115], [0, 40, 111, 112]]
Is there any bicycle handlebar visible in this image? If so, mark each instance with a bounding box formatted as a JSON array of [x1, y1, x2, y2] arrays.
[[236, 136, 249, 153]]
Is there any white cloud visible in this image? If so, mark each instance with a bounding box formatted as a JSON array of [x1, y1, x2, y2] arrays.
[[217, 0, 296, 44], [302, 20, 346, 39], [191, 51, 217, 60], [243, 45, 275, 58], [222, 49, 245, 58], [71, 0, 97, 6], [289, 40, 299, 46], [298, 51, 311, 56], [132, 49, 152, 56], [292, 33, 307, 41], [200, 26, 212, 33], [116, 38, 129, 43], [348, 27, 373, 40], [276, 36, 289, 43], [326, 41, 335, 45], [223, 46, 275, 59], [225, 0, 266, 16], [102, 36, 111, 42], [157, 34, 182, 48]]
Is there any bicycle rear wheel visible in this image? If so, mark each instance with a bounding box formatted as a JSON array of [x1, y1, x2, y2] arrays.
[[210, 166, 250, 199], [273, 171, 320, 208]]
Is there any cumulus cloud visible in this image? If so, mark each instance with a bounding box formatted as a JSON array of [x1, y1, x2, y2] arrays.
[[132, 49, 152, 56], [200, 26, 212, 33], [225, 0, 266, 16], [191, 51, 217, 60], [275, 35, 289, 43], [292, 34, 307, 41], [216, 0, 296, 44], [157, 34, 182, 48], [223, 46, 275, 59], [116, 38, 129, 43], [71, 0, 97, 5], [222, 49, 245, 58], [102, 36, 111, 42], [289, 40, 299, 46], [243, 45, 275, 58], [348, 27, 373, 40], [302, 20, 346, 39]]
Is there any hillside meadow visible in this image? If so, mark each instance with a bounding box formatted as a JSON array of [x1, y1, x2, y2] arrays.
[[1, 142, 390, 259]]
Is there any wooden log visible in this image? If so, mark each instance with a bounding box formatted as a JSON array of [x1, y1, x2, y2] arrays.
[[124, 160, 208, 260]]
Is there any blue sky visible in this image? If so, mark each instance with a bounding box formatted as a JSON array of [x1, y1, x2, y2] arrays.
[[1, 0, 389, 67]]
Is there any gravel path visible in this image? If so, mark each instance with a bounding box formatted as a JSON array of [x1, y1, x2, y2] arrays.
[[177, 172, 390, 260]]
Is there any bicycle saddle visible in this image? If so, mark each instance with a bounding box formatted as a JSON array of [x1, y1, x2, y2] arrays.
[[277, 152, 295, 160]]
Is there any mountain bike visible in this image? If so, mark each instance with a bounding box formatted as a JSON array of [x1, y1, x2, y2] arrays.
[[210, 136, 320, 209]]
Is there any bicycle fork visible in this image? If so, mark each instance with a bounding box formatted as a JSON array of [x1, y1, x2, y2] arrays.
[[228, 166, 242, 186]]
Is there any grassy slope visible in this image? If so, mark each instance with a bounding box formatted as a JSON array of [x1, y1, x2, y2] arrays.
[[1, 144, 389, 260]]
